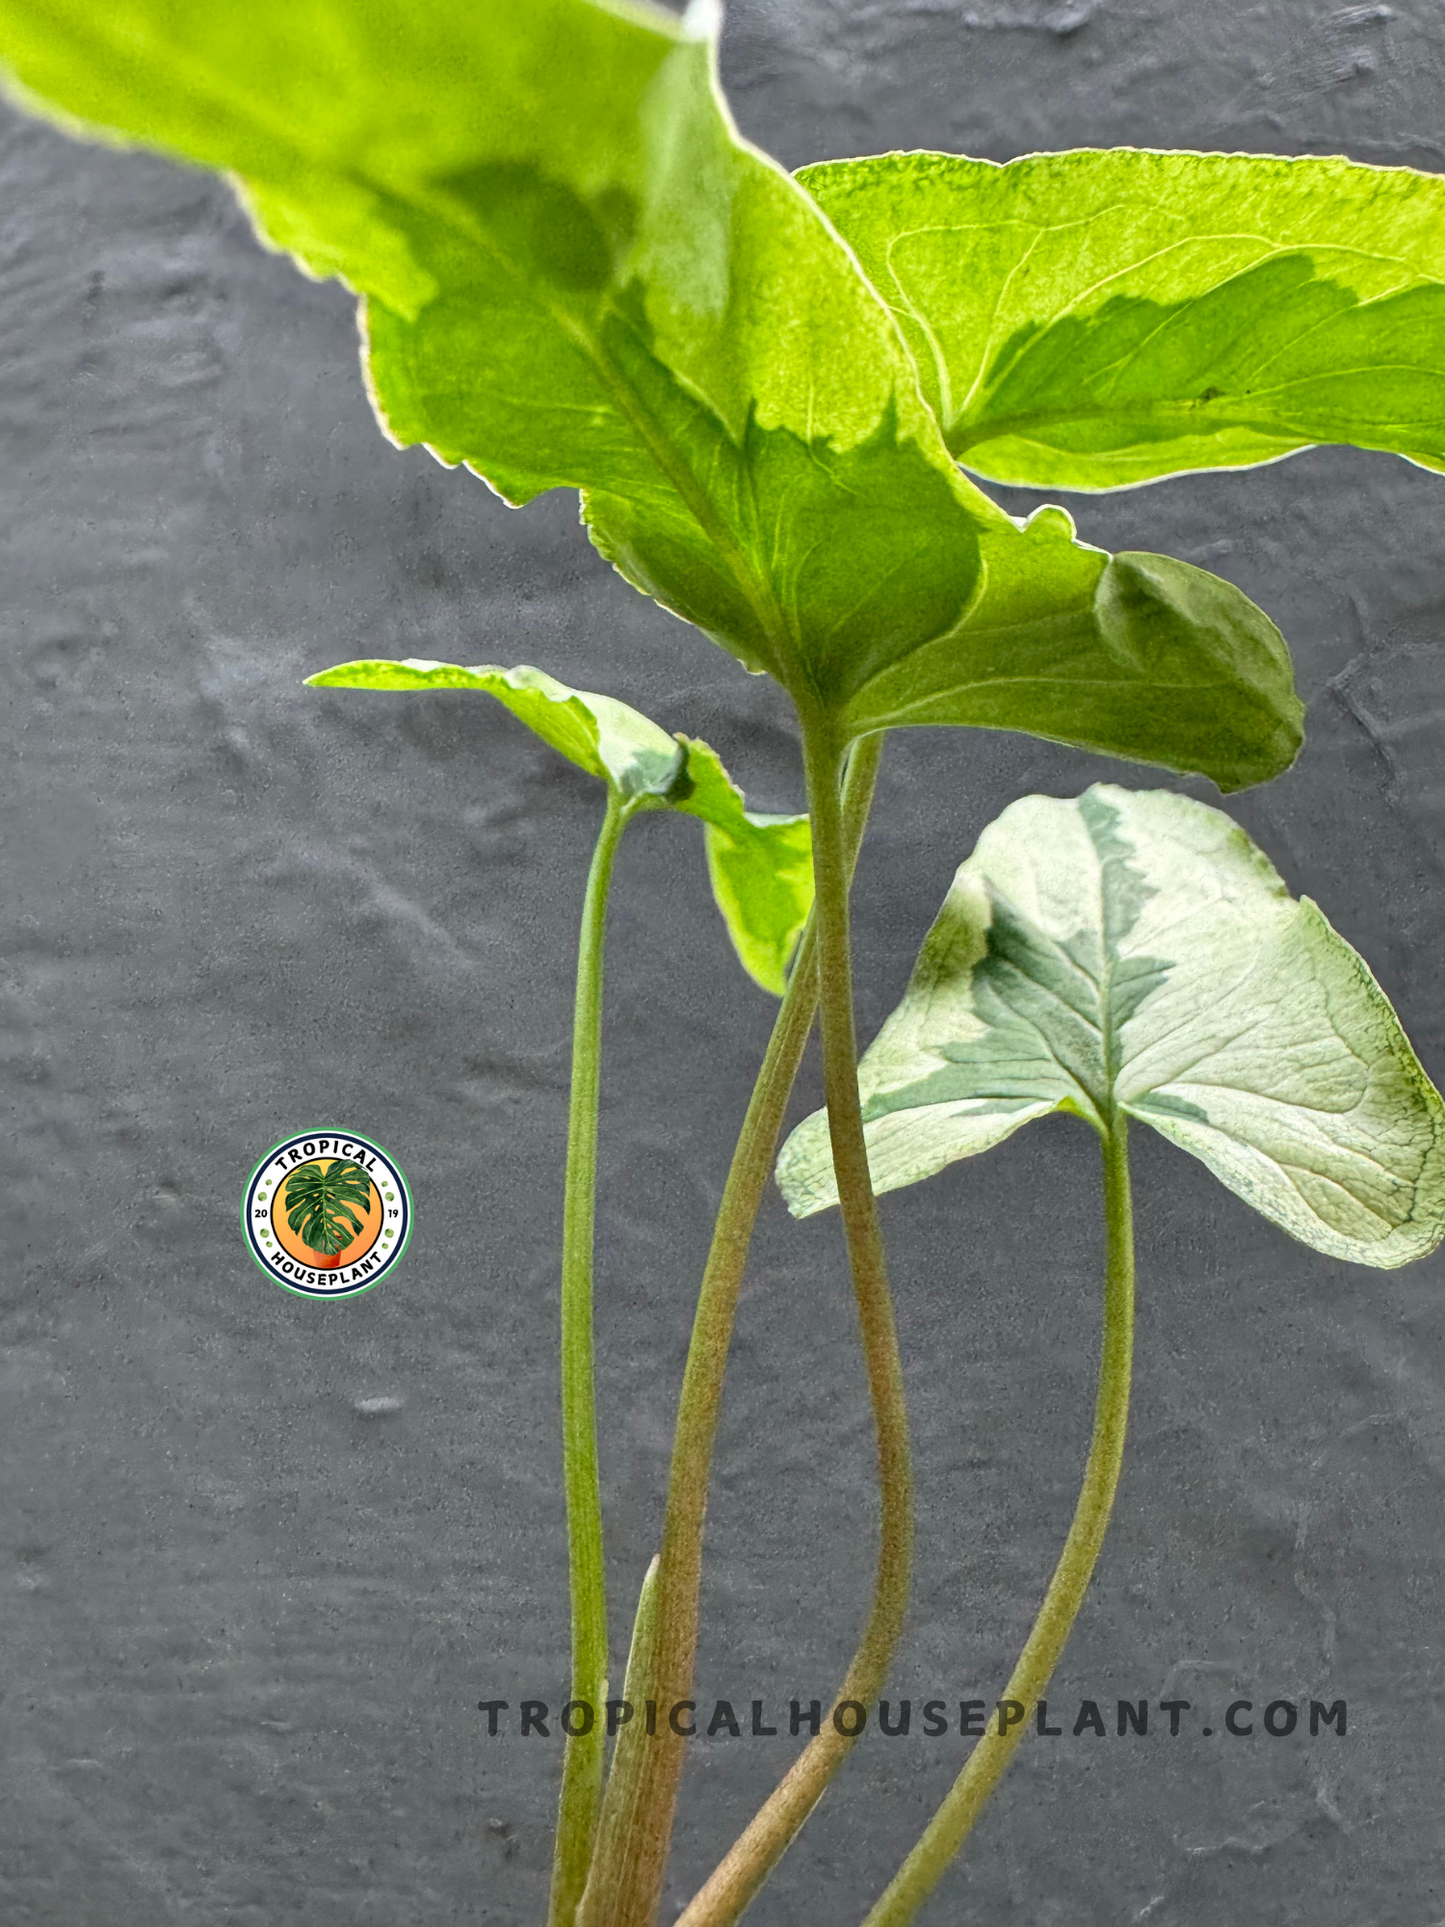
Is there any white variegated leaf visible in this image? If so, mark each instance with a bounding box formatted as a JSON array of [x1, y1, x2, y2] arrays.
[[777, 785, 1445, 1268]]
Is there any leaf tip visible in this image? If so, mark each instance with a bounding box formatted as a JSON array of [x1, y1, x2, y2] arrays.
[[682, 0, 724, 43]]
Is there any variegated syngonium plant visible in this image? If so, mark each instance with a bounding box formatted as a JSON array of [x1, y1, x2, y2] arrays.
[[6, 1, 1445, 1922], [779, 784, 1445, 1269]]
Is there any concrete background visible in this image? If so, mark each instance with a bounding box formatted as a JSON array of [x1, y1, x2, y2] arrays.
[[3, 1, 1444, 1922]]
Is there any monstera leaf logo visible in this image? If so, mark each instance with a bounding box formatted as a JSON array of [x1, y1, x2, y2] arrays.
[[283, 1159, 373, 1265], [244, 1132, 408, 1298]]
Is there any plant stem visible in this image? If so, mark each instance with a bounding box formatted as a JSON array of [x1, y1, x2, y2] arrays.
[[577, 1556, 662, 1927], [591, 733, 884, 1927], [858, 1113, 1136, 1927], [673, 713, 914, 1927], [548, 788, 632, 1927]]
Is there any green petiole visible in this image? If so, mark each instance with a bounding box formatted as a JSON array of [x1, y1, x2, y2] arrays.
[[672, 718, 913, 1927], [8, 10, 1445, 1926], [592, 733, 886, 1927], [549, 787, 642, 1927], [859, 1114, 1136, 1926]]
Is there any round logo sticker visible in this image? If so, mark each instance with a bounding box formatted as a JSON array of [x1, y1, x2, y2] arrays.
[[243, 1131, 411, 1297]]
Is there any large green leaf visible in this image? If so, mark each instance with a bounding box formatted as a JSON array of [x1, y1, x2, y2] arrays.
[[0, 0, 996, 683], [799, 149, 1445, 491], [0, 1, 1298, 788], [777, 786, 1445, 1268], [306, 657, 812, 994]]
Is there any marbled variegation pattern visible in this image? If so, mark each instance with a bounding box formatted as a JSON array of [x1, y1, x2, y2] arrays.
[[802, 149, 1445, 491], [779, 785, 1445, 1264]]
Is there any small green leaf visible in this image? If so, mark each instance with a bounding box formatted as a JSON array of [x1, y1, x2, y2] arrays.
[[777, 786, 1445, 1268], [307, 657, 685, 801], [841, 520, 1302, 792], [800, 148, 1445, 490], [669, 738, 813, 995], [306, 657, 811, 993]]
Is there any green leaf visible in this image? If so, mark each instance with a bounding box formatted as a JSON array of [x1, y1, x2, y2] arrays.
[[839, 522, 1303, 792], [307, 657, 685, 801], [777, 785, 1445, 1268], [305, 657, 811, 993], [283, 1158, 374, 1257], [668, 737, 814, 995], [799, 148, 1445, 491], [0, 2, 1299, 790], [0, 0, 997, 678]]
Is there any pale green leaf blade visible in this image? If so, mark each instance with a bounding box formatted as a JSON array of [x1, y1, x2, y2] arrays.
[[775, 834, 1095, 1214], [843, 516, 1303, 792], [777, 786, 1445, 1268], [304, 658, 683, 800], [776, 1096, 1063, 1221], [800, 148, 1445, 490], [670, 737, 812, 995]]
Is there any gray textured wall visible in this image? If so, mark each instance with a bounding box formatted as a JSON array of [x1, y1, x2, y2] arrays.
[[4, 2, 1444, 1922]]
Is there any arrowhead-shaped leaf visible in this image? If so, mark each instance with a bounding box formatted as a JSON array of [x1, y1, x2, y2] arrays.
[[0, 2, 1298, 789], [777, 786, 1445, 1268], [305, 657, 811, 994], [799, 149, 1445, 491]]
